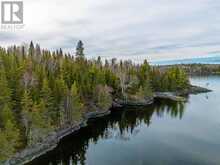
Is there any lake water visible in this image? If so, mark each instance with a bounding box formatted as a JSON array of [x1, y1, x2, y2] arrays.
[[28, 76, 220, 165]]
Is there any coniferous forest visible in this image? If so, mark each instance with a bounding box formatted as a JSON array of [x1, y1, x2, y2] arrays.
[[0, 41, 189, 160]]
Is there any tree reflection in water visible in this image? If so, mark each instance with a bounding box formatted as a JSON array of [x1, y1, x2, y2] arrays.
[[28, 99, 186, 165]]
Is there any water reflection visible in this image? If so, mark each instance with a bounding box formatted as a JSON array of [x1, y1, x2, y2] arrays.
[[28, 99, 186, 165]]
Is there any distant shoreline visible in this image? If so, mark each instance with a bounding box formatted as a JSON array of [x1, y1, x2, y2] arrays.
[[151, 56, 220, 66]]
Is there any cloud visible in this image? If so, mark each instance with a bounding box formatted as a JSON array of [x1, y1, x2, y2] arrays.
[[0, 0, 220, 61], [0, 32, 18, 41]]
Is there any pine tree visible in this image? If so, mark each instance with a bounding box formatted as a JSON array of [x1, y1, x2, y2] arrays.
[[0, 104, 14, 127], [21, 89, 33, 143], [139, 59, 151, 86], [0, 120, 20, 160], [28, 102, 53, 144], [41, 78, 54, 113], [4, 120, 20, 153], [94, 85, 112, 111], [21, 45, 25, 58], [35, 44, 41, 56], [54, 77, 68, 126], [0, 69, 11, 107], [29, 41, 34, 56], [143, 80, 153, 98], [70, 82, 83, 122], [75, 40, 84, 59]]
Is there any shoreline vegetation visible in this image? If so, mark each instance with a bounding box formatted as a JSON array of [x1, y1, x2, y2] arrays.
[[157, 64, 220, 76], [0, 41, 211, 165]]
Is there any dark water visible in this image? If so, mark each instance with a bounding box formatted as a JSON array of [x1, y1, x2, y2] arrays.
[[28, 76, 220, 165]]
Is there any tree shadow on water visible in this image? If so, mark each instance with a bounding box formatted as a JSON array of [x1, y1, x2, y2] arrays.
[[28, 100, 186, 165]]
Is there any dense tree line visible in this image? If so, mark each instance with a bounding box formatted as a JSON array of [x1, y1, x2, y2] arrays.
[[158, 64, 220, 76], [185, 64, 220, 75], [0, 41, 189, 160]]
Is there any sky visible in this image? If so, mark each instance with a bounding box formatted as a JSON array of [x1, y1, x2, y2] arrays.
[[0, 0, 220, 62]]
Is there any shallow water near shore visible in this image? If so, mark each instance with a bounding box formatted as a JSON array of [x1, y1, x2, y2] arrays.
[[28, 76, 220, 165]]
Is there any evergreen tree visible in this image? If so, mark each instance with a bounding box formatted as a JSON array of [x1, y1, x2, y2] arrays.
[[21, 89, 33, 143], [29, 41, 34, 56], [35, 44, 41, 56], [75, 40, 84, 59], [0, 69, 11, 108], [94, 85, 112, 111], [0, 104, 14, 127], [0, 120, 20, 160], [40, 78, 54, 113], [54, 77, 68, 126], [143, 80, 153, 98], [139, 59, 151, 86], [70, 82, 83, 122]]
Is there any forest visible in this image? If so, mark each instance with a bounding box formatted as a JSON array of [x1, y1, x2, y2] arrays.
[[0, 40, 189, 161], [160, 64, 220, 75]]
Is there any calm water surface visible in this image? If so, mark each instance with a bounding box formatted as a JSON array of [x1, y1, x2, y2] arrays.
[[29, 76, 220, 165]]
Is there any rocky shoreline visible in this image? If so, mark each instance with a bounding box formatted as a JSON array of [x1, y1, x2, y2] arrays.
[[154, 85, 212, 102], [5, 85, 211, 165]]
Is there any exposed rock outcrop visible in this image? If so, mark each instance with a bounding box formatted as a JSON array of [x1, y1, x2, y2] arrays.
[[115, 97, 154, 106], [176, 85, 212, 95], [154, 92, 186, 102]]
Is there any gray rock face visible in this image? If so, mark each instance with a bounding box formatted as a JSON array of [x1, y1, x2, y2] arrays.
[[154, 92, 186, 102], [5, 123, 86, 165], [173, 85, 212, 96], [84, 111, 111, 119], [115, 97, 154, 106]]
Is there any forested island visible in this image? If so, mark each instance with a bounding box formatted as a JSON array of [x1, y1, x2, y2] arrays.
[[0, 41, 209, 164]]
